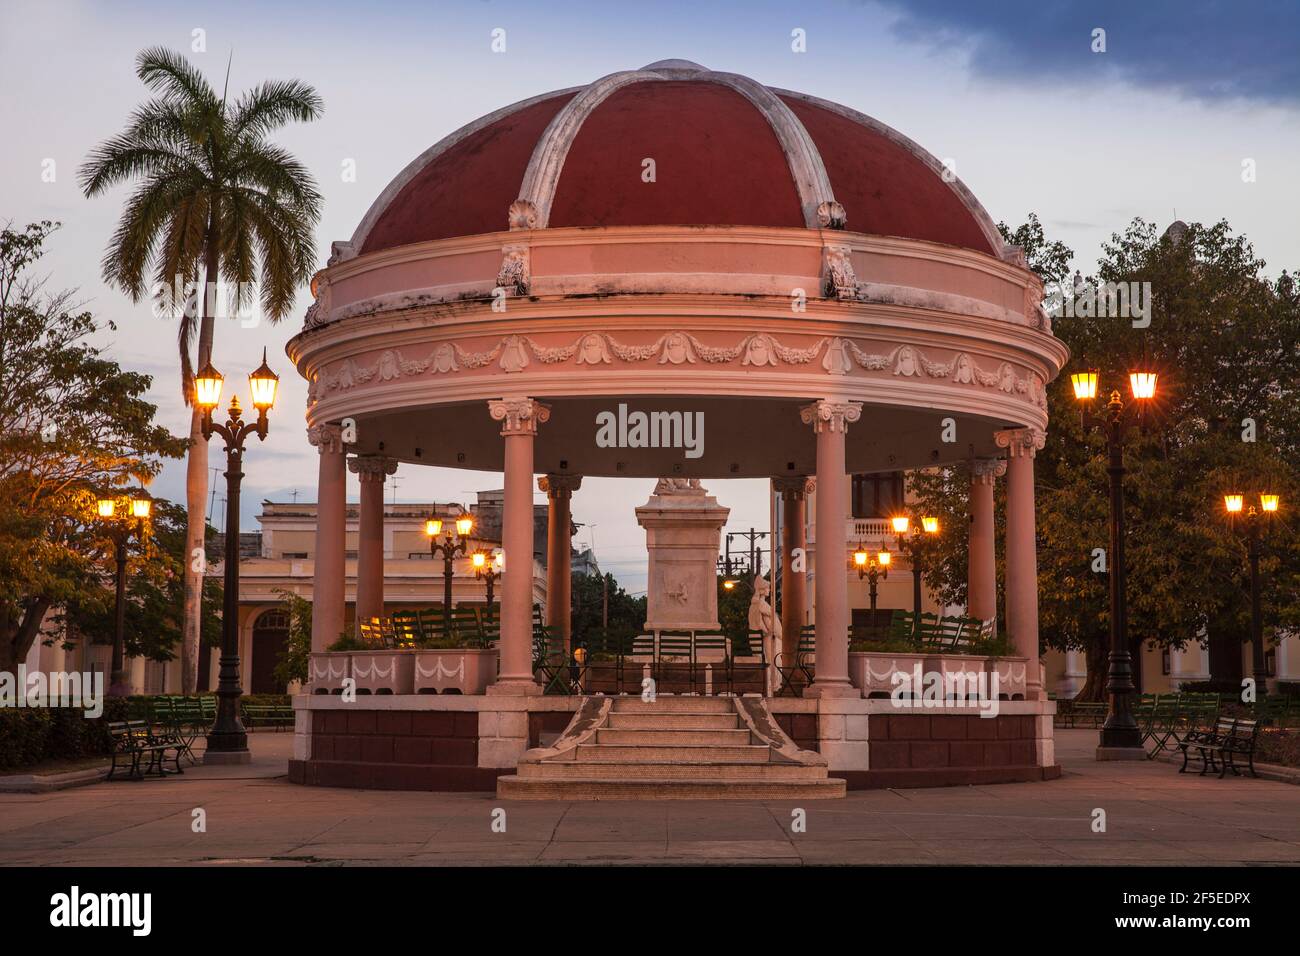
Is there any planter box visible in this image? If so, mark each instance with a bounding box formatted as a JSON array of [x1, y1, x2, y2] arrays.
[[307, 653, 351, 695], [849, 651, 929, 698], [927, 654, 988, 702], [987, 657, 1030, 700], [413, 648, 498, 695], [350, 650, 415, 695]]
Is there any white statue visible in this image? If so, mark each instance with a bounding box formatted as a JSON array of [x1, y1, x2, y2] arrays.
[[747, 575, 782, 696], [653, 477, 705, 496]]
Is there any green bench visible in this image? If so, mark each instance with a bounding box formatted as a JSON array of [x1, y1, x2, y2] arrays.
[[108, 719, 185, 780], [241, 703, 294, 732]]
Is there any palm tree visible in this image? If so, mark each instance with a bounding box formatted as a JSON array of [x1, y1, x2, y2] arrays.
[[81, 48, 322, 692]]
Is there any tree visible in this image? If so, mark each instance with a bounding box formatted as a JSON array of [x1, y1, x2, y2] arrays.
[[912, 216, 1300, 699], [80, 47, 323, 692], [571, 572, 647, 639], [60, 499, 222, 664], [0, 221, 187, 674], [272, 589, 313, 688]]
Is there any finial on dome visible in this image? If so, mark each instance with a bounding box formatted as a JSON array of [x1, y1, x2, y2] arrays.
[[641, 59, 708, 73]]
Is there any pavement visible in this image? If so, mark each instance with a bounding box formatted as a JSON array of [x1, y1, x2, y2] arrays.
[[2, 730, 1299, 866]]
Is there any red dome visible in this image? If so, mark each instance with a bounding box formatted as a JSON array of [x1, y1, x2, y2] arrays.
[[353, 62, 1003, 259]]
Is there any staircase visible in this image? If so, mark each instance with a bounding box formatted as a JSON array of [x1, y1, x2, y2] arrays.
[[497, 696, 846, 800]]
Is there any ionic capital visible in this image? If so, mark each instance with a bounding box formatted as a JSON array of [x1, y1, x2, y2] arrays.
[[993, 427, 1046, 459], [799, 400, 863, 435], [307, 423, 345, 455], [773, 476, 815, 498], [971, 458, 1008, 485], [348, 455, 398, 483], [489, 397, 551, 437], [538, 474, 582, 498]]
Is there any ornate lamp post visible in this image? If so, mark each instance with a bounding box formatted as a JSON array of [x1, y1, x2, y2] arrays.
[[193, 349, 278, 764], [1070, 368, 1157, 755], [1224, 492, 1281, 701], [852, 544, 891, 623], [425, 513, 474, 634], [472, 548, 502, 609], [95, 494, 151, 697], [891, 515, 939, 617]]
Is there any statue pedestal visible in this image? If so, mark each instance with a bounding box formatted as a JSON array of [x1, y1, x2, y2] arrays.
[[636, 484, 730, 632]]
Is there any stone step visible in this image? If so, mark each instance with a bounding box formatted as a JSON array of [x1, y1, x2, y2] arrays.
[[497, 775, 847, 800], [609, 696, 736, 714], [519, 760, 826, 781], [606, 712, 739, 730], [574, 744, 771, 763], [594, 728, 753, 746]]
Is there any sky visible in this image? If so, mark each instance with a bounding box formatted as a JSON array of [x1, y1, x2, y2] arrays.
[[3, 0, 1297, 592]]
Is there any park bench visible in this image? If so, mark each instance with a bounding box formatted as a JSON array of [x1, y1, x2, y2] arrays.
[[1178, 716, 1266, 778], [693, 632, 732, 695], [1059, 700, 1107, 728], [155, 695, 210, 764], [241, 702, 294, 732], [108, 719, 185, 780], [732, 630, 768, 695]]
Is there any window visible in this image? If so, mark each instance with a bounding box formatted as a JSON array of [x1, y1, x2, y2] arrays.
[[851, 472, 904, 519], [280, 552, 308, 559], [1161, 647, 1171, 676]]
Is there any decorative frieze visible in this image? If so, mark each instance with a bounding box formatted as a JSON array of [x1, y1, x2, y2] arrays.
[[310, 332, 1049, 412]]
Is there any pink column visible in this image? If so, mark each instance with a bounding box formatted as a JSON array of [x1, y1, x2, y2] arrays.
[[488, 398, 550, 694], [968, 459, 1006, 627], [349, 456, 396, 626], [308, 425, 346, 653], [774, 476, 814, 664], [995, 427, 1046, 699], [800, 400, 862, 698], [539, 474, 581, 653]]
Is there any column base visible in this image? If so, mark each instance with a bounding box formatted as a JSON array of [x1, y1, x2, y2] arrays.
[[486, 679, 543, 697], [1095, 746, 1147, 762], [805, 681, 862, 699]]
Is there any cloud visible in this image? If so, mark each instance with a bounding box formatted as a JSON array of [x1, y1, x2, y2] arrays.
[[877, 0, 1300, 107]]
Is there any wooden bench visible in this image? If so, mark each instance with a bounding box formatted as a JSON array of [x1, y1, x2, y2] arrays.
[[108, 720, 185, 780], [241, 703, 294, 732], [1178, 716, 1266, 778]]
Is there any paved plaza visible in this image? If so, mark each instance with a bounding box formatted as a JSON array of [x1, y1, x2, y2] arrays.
[[2, 730, 1298, 866]]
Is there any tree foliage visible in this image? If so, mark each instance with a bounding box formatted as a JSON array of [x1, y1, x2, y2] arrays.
[[0, 221, 188, 672], [911, 216, 1300, 699]]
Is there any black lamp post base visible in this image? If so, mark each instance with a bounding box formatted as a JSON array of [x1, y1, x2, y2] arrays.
[[203, 736, 252, 765], [1097, 720, 1144, 758]]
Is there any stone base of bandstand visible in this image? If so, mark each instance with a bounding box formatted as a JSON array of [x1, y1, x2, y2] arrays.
[[288, 694, 1060, 792]]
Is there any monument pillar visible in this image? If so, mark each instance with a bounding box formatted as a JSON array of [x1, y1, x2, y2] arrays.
[[773, 476, 814, 663], [636, 479, 730, 633]]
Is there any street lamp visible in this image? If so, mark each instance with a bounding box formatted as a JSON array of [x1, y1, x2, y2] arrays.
[[1224, 492, 1282, 701], [472, 548, 502, 609], [95, 493, 151, 697], [892, 514, 939, 617], [1071, 367, 1157, 755], [426, 511, 474, 634], [853, 544, 891, 624], [194, 349, 278, 763]]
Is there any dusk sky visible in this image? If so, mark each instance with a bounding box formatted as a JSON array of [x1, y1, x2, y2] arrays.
[[3, 0, 1297, 592]]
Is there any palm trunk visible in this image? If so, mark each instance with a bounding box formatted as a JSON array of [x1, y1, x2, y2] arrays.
[[181, 241, 217, 693]]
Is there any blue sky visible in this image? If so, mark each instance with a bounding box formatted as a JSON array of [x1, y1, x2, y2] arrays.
[[2, 0, 1297, 591]]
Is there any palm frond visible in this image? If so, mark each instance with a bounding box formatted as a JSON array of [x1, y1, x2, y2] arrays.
[[135, 47, 218, 112], [230, 79, 323, 139]]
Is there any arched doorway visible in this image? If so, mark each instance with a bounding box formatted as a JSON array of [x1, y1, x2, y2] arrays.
[[250, 609, 290, 694]]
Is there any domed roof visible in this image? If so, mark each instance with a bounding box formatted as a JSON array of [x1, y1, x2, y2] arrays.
[[349, 61, 1006, 260]]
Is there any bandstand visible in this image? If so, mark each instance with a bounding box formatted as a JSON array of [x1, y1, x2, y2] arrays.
[[287, 60, 1068, 797]]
